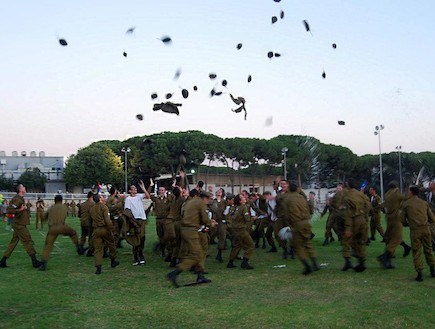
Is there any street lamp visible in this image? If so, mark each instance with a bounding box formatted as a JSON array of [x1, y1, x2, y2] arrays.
[[374, 125, 385, 200], [281, 147, 288, 180], [121, 147, 131, 193], [396, 145, 403, 193]]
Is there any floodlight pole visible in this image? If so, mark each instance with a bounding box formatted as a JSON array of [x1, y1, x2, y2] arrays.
[[374, 125, 385, 200], [121, 147, 131, 193]]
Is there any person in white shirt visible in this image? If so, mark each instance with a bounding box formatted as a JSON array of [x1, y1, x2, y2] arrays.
[[124, 180, 150, 266]]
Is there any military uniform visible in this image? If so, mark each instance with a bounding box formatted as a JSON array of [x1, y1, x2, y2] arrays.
[[280, 190, 319, 274], [26, 201, 32, 219], [166, 196, 212, 287], [163, 194, 185, 265], [106, 194, 124, 247], [427, 190, 435, 251], [401, 195, 435, 280], [70, 200, 77, 217], [342, 188, 371, 271], [0, 194, 42, 268], [227, 204, 255, 268], [89, 202, 119, 274], [35, 199, 45, 230], [210, 198, 228, 261], [150, 194, 170, 255], [39, 201, 84, 270], [369, 193, 385, 240], [78, 198, 95, 254]]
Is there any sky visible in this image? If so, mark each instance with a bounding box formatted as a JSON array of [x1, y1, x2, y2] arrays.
[[1, 0, 435, 158]]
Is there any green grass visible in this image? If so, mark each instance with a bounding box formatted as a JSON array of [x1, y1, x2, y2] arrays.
[[0, 215, 434, 329]]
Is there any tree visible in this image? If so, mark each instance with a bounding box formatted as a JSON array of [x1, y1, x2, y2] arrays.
[[64, 144, 124, 190], [0, 175, 15, 191], [18, 168, 47, 192]]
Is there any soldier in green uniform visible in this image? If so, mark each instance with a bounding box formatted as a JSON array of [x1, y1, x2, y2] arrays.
[[106, 186, 124, 248], [426, 182, 435, 251], [369, 187, 385, 241], [148, 181, 170, 257], [164, 184, 185, 267], [166, 191, 216, 287], [210, 188, 228, 263], [89, 194, 119, 274], [279, 183, 320, 275], [78, 191, 95, 256], [341, 178, 372, 272], [0, 184, 43, 268], [249, 193, 268, 249], [39, 195, 86, 271], [377, 181, 411, 269], [401, 186, 435, 281], [35, 197, 45, 230], [70, 200, 77, 217], [226, 194, 255, 270]]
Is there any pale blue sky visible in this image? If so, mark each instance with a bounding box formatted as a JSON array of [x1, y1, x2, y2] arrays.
[[1, 0, 434, 157]]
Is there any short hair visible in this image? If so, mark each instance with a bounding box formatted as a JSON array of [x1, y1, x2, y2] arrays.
[[388, 181, 398, 189], [172, 186, 181, 198], [347, 178, 357, 189], [263, 191, 272, 196], [93, 194, 100, 204], [289, 183, 298, 192], [409, 186, 419, 196], [189, 189, 199, 198], [234, 195, 242, 206], [370, 186, 378, 193], [109, 186, 117, 195], [54, 195, 63, 203], [197, 181, 204, 188], [87, 191, 94, 198], [249, 193, 257, 198], [309, 191, 316, 195]]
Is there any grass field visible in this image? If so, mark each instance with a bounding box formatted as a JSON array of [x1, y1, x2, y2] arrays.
[[0, 214, 434, 329]]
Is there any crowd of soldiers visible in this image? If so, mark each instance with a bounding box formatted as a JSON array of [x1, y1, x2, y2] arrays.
[[1, 175, 434, 285]]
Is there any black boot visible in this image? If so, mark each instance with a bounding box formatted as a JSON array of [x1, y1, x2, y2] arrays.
[[322, 238, 330, 246], [111, 258, 120, 268], [169, 257, 177, 268], [216, 250, 223, 263], [382, 252, 394, 269], [342, 257, 353, 271], [282, 247, 289, 259], [95, 265, 102, 275], [415, 270, 423, 282], [310, 232, 315, 240], [377, 252, 387, 263], [38, 260, 47, 271], [103, 249, 109, 258], [31, 255, 43, 268], [196, 271, 212, 284], [77, 244, 86, 256], [302, 260, 313, 275], [354, 258, 367, 272], [0, 256, 7, 268], [311, 258, 320, 271], [430, 266, 435, 278], [370, 235, 376, 241], [254, 240, 259, 249], [132, 251, 140, 266], [241, 257, 254, 270], [86, 248, 94, 257], [138, 250, 146, 265], [401, 242, 411, 257], [166, 269, 181, 288], [262, 238, 267, 249], [227, 260, 236, 268], [268, 246, 278, 253], [164, 254, 172, 262], [289, 247, 296, 260]]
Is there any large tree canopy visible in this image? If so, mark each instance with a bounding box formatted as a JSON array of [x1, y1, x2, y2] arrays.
[[18, 168, 47, 192]]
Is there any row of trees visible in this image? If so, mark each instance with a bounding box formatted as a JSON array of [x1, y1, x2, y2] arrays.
[[63, 131, 435, 192]]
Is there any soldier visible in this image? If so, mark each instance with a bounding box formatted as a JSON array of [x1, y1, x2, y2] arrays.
[[166, 191, 216, 288], [39, 195, 86, 271], [78, 191, 95, 256], [106, 186, 124, 248], [263, 191, 278, 253], [90, 194, 120, 274], [35, 197, 45, 230], [26, 200, 32, 220], [124, 180, 150, 266], [341, 178, 372, 272], [249, 193, 268, 249], [0, 184, 43, 268], [427, 182, 435, 251], [279, 183, 320, 275], [378, 181, 411, 269], [70, 200, 77, 217], [148, 181, 170, 257], [369, 187, 385, 241], [211, 188, 228, 263], [401, 186, 435, 281], [307, 191, 317, 216], [275, 180, 295, 259], [226, 194, 255, 270]]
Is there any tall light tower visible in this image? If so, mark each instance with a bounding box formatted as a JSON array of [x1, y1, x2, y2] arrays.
[[396, 145, 403, 193], [374, 125, 385, 200], [281, 147, 288, 180], [121, 146, 131, 193]]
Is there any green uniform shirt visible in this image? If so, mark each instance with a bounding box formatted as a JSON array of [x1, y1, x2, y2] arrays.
[[280, 191, 311, 226], [7, 195, 29, 225], [151, 195, 170, 219], [78, 199, 95, 226], [230, 204, 251, 229], [401, 196, 435, 229], [343, 189, 372, 231], [181, 197, 210, 229], [45, 203, 68, 228], [167, 195, 185, 221], [90, 203, 112, 229]]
